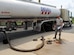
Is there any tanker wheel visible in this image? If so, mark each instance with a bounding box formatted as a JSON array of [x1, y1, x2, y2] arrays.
[[69, 23, 72, 27], [41, 23, 52, 32]]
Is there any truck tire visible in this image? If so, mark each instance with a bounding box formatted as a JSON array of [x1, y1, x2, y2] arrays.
[[69, 22, 72, 27], [69, 24, 72, 27], [41, 22, 55, 32]]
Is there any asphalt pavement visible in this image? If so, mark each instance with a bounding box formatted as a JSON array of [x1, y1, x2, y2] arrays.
[[0, 24, 74, 42]]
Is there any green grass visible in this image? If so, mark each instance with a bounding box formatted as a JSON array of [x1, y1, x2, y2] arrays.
[[72, 17, 74, 24]]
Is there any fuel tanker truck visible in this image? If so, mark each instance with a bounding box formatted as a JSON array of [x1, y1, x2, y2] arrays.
[[0, 0, 72, 32]]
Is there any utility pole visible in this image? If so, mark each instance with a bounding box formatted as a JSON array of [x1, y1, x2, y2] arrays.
[[71, 12, 72, 18], [61, 5, 62, 18], [38, 0, 41, 3]]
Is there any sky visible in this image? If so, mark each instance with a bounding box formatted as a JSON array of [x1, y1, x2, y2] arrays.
[[2, 0, 74, 17], [32, 0, 74, 17]]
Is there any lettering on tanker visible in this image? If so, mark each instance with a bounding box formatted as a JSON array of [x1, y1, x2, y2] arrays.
[[41, 7, 51, 15]]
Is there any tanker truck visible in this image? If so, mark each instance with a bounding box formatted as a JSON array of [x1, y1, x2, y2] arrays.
[[0, 0, 72, 32]]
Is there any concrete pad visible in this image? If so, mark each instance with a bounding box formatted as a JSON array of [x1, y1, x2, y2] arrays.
[[34, 32, 74, 55], [0, 32, 74, 55]]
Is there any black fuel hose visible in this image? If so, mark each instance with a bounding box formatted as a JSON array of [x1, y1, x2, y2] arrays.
[[3, 31, 45, 52]]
